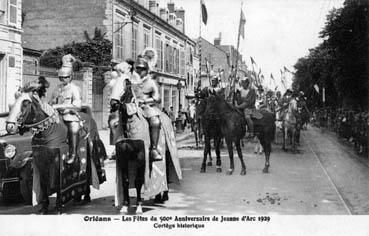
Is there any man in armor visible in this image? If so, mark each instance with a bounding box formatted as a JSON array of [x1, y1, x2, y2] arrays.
[[235, 77, 257, 138], [197, 73, 224, 99], [134, 57, 163, 162], [50, 54, 82, 164]]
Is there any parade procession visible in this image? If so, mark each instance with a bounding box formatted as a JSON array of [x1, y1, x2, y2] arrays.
[[0, 0, 369, 234]]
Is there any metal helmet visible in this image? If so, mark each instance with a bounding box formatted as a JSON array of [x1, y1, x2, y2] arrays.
[[135, 57, 149, 70], [58, 54, 76, 77]]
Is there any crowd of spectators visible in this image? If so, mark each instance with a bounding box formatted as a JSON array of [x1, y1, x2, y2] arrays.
[[311, 107, 369, 156]]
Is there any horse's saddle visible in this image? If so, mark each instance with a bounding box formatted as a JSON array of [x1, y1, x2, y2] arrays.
[[251, 110, 263, 120]]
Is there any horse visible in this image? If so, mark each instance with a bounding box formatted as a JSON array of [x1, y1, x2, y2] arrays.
[[112, 81, 182, 214], [196, 97, 222, 172], [282, 98, 299, 153], [6, 91, 106, 214], [205, 94, 276, 174]]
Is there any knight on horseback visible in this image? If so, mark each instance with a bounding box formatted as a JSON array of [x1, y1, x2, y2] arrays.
[[133, 57, 163, 162], [201, 73, 224, 98], [235, 76, 257, 138], [50, 54, 83, 164]]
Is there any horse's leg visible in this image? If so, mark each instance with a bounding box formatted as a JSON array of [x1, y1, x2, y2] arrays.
[[292, 127, 296, 154], [236, 139, 246, 175], [194, 126, 199, 147], [135, 146, 145, 214], [215, 137, 222, 173], [200, 135, 210, 173], [118, 143, 130, 214], [282, 126, 287, 151], [262, 141, 271, 173], [225, 138, 234, 175], [207, 139, 213, 166]]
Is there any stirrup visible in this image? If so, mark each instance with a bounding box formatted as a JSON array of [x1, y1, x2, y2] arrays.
[[150, 149, 162, 162], [66, 154, 76, 164]]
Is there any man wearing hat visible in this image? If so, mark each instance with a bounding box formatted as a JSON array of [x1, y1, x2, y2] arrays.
[[235, 76, 257, 138], [50, 54, 82, 164], [133, 57, 163, 162]]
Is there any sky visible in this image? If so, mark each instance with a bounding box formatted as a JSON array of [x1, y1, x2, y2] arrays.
[[158, 0, 345, 90]]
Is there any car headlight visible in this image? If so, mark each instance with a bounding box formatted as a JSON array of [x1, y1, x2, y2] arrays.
[[4, 144, 16, 159]]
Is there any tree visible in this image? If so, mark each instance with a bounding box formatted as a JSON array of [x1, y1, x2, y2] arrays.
[[293, 0, 369, 110], [39, 27, 113, 75]]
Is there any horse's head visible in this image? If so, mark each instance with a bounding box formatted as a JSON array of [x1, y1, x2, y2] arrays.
[[205, 94, 224, 115], [6, 92, 46, 135]]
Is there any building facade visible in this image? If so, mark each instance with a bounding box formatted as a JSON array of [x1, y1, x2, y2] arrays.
[[22, 0, 194, 116], [196, 37, 229, 88], [0, 0, 23, 113]]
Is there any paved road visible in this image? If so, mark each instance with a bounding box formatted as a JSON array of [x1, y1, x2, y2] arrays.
[[1, 126, 368, 215]]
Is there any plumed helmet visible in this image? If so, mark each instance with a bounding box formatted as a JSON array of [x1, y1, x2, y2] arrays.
[[58, 54, 76, 77], [142, 47, 158, 71], [135, 57, 149, 70]]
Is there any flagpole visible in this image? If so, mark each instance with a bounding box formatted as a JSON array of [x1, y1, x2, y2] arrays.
[[198, 0, 202, 89], [234, 2, 243, 88]]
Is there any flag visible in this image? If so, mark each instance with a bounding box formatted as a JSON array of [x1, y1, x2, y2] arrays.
[[314, 84, 319, 93], [201, 0, 208, 25], [284, 66, 292, 74], [250, 57, 257, 67], [239, 10, 246, 39]]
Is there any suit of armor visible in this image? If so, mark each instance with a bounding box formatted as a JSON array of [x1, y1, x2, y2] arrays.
[[50, 54, 82, 164], [132, 74, 161, 118], [236, 85, 257, 137]]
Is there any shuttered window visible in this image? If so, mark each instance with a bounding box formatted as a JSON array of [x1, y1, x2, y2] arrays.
[[9, 0, 17, 25]]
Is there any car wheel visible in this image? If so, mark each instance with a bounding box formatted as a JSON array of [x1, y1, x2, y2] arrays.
[[19, 162, 33, 205]]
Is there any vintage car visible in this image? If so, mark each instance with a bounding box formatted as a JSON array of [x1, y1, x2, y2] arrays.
[[0, 112, 33, 205]]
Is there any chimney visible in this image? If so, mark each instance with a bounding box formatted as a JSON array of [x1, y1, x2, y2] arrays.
[[214, 32, 222, 46], [167, 2, 175, 13], [175, 7, 185, 34]]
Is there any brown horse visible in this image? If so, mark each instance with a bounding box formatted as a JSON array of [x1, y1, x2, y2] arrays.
[[204, 94, 276, 174], [6, 92, 106, 214], [111, 82, 182, 214]]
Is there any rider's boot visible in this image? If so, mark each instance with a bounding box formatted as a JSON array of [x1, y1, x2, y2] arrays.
[[245, 116, 255, 139], [149, 117, 162, 162], [67, 121, 79, 164]]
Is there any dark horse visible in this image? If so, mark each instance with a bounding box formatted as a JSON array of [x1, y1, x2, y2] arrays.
[[202, 94, 276, 174], [112, 81, 181, 214], [6, 92, 106, 214], [197, 97, 223, 172]]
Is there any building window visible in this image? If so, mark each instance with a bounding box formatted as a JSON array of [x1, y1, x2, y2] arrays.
[[114, 17, 125, 61], [8, 55, 15, 68], [165, 43, 172, 73], [180, 50, 185, 76], [9, 0, 17, 25], [132, 24, 138, 59], [155, 37, 163, 71], [144, 29, 150, 49]]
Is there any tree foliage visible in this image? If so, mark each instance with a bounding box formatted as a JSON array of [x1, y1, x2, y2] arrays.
[[292, 0, 369, 110], [39, 27, 112, 75]]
